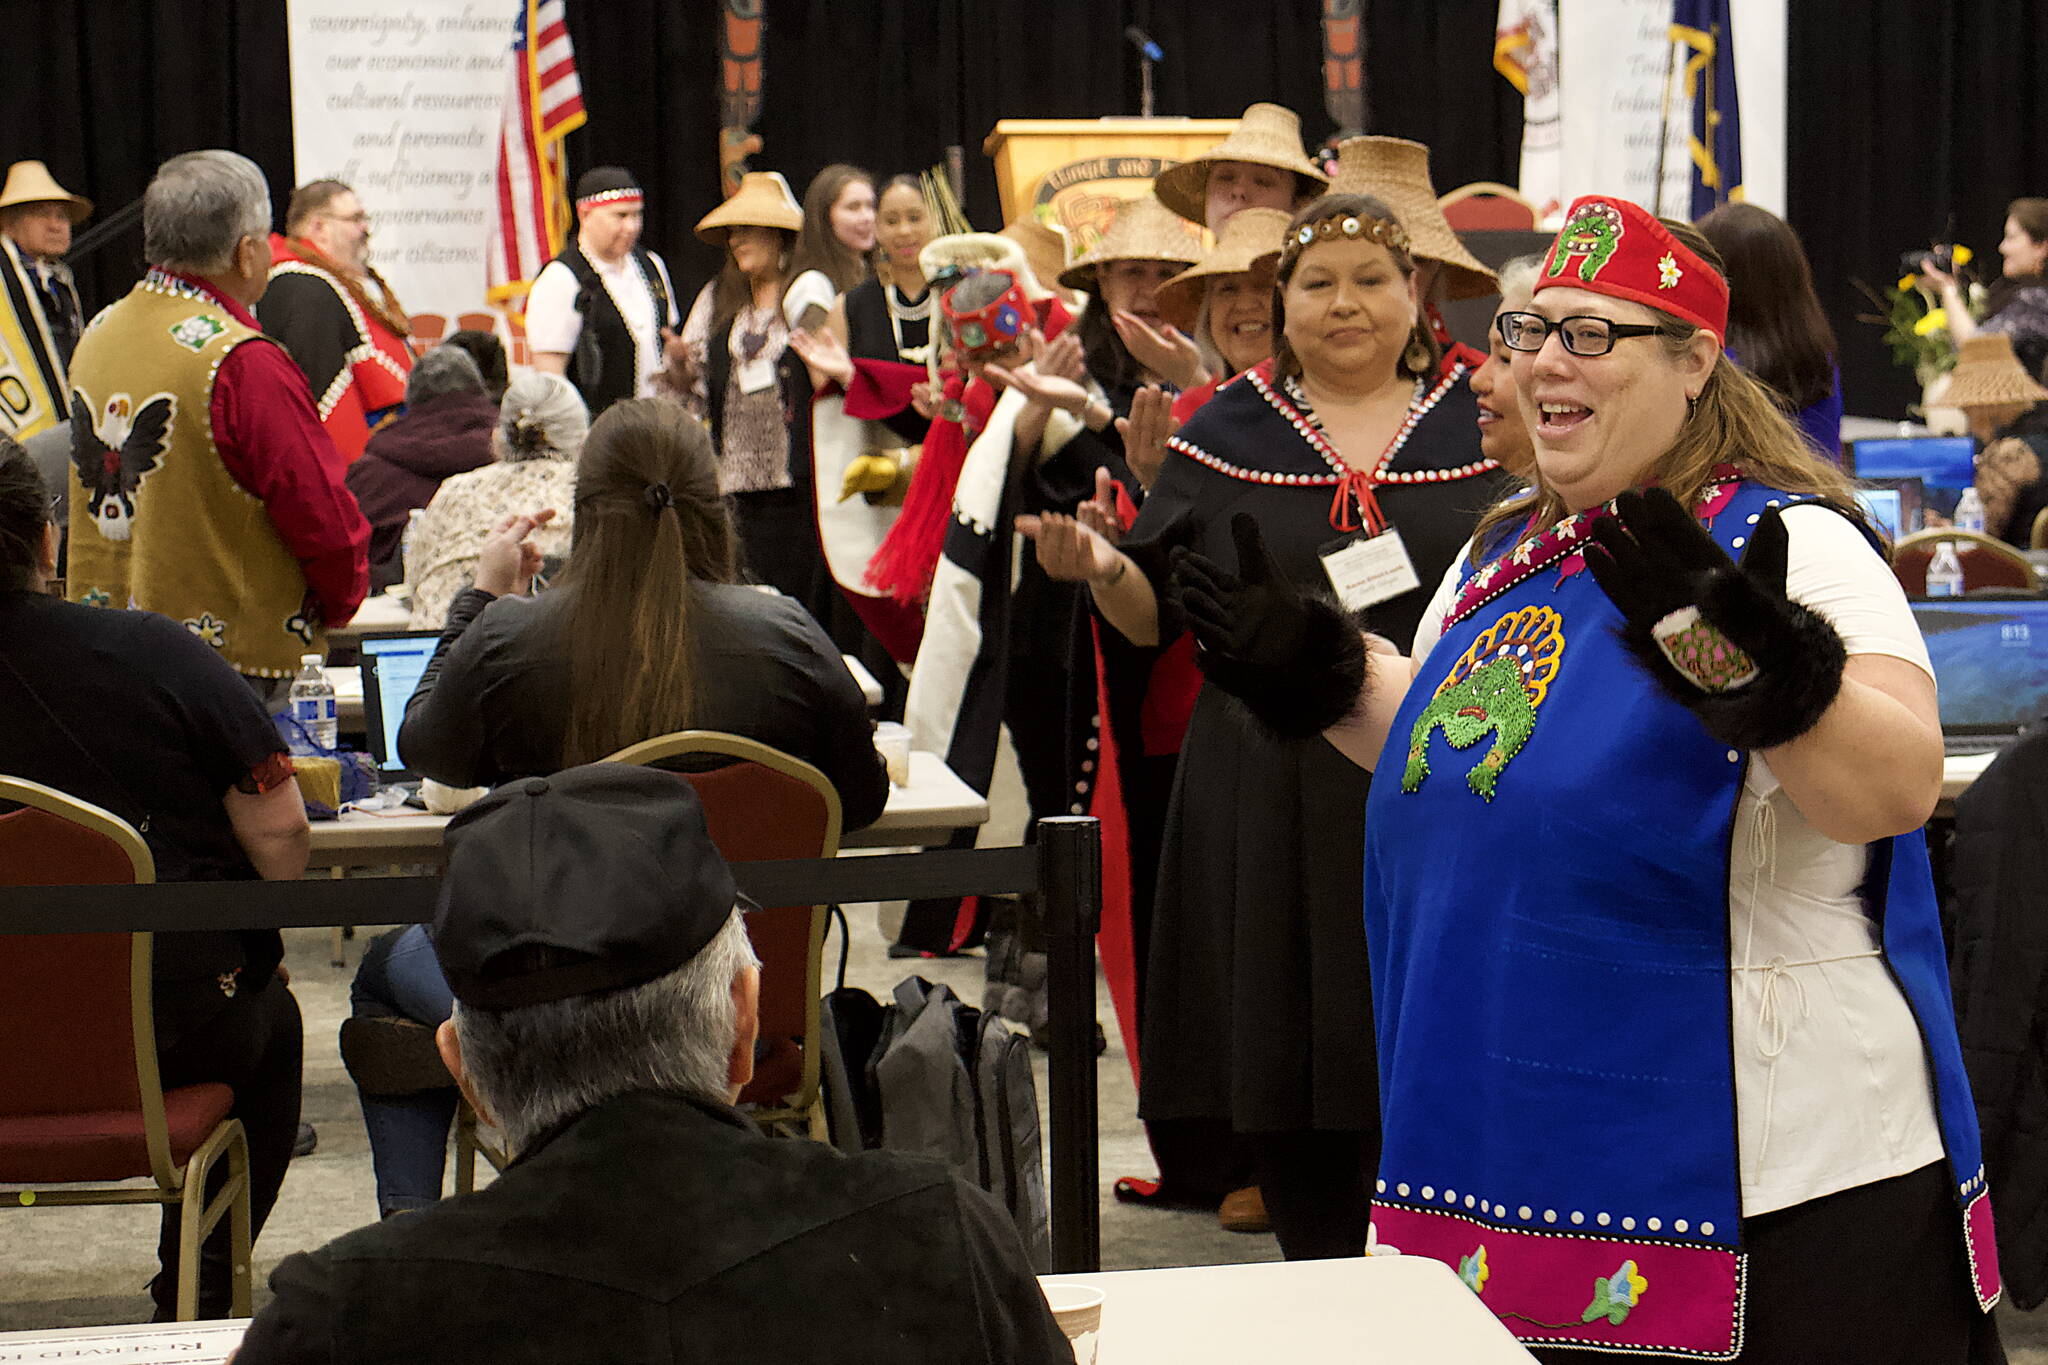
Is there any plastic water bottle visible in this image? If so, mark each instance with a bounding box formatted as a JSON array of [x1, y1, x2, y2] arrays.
[[287, 653, 337, 754], [1954, 487, 1986, 535], [1925, 541, 1965, 598], [401, 506, 427, 584]]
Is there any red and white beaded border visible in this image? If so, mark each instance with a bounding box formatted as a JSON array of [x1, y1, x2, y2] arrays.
[[1164, 362, 1499, 490]]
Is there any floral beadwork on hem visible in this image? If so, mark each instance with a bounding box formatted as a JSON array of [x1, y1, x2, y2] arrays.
[[1459, 1245, 1491, 1296], [1404, 605, 1565, 800], [183, 611, 228, 649], [1582, 1259, 1649, 1326]]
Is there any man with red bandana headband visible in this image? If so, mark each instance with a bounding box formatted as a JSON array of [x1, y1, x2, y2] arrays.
[[524, 167, 682, 417]]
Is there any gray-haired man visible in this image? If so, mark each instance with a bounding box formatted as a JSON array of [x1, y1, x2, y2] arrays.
[[63, 149, 367, 684], [235, 764, 1071, 1365]]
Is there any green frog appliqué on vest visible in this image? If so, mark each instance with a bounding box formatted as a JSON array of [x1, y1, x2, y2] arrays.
[[1403, 604, 1565, 801]]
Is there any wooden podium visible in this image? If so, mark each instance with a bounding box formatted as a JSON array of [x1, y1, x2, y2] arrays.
[[984, 118, 1235, 260]]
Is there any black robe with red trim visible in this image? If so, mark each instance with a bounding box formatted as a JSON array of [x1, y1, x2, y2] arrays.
[[1123, 360, 1513, 1135]]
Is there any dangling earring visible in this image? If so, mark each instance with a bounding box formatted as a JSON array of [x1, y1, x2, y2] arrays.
[[1685, 393, 1700, 422], [778, 249, 791, 273], [1402, 323, 1432, 377]]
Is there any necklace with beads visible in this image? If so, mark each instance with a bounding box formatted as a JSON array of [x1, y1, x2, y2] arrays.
[[886, 283, 933, 365], [1258, 365, 1497, 533]]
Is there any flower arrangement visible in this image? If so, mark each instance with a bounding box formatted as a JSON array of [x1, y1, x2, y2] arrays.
[[1858, 246, 1986, 385]]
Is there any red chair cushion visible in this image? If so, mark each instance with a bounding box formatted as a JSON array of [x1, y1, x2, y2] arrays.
[[0, 1082, 234, 1184], [737, 1037, 804, 1108]]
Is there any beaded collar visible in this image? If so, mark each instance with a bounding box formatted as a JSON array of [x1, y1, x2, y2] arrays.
[[1167, 360, 1497, 489], [1442, 464, 1759, 628], [142, 267, 222, 305]]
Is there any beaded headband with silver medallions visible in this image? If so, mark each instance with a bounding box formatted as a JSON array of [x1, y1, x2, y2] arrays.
[[1279, 212, 1412, 271]]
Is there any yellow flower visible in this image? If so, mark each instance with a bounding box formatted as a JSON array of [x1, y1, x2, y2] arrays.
[[1953, 245, 1974, 267], [1898, 275, 1919, 292], [1914, 307, 1949, 337]]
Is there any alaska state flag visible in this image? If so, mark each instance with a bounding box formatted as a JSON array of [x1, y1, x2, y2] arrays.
[[1671, 0, 1742, 217]]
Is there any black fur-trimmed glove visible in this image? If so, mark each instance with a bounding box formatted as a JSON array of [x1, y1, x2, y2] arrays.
[[1168, 513, 1367, 739], [1583, 488, 1846, 751]]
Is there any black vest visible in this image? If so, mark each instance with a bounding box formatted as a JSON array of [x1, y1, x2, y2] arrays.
[[843, 277, 932, 445], [556, 243, 667, 418]]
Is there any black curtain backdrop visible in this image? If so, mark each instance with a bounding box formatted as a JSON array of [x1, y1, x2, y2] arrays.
[[1787, 0, 2048, 423], [5, 0, 292, 320], [4, 0, 2039, 423]]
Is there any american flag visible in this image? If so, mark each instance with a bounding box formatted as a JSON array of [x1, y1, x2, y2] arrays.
[[485, 0, 586, 311]]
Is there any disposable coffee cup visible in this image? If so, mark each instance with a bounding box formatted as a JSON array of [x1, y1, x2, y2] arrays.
[[873, 722, 912, 787], [1040, 1281, 1104, 1363]]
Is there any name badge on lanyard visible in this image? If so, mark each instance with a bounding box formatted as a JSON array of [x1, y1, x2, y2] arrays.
[[1321, 468, 1420, 611], [1321, 529, 1420, 611]]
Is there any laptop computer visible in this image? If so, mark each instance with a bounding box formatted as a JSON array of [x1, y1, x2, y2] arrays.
[[356, 630, 443, 780], [1852, 437, 1974, 521], [1911, 599, 2048, 754], [1855, 477, 1924, 540]]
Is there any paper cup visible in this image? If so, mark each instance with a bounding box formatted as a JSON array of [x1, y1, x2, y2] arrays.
[[1041, 1281, 1104, 1364], [873, 722, 912, 786]]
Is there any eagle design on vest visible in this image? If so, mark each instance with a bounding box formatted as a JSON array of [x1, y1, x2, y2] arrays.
[[1404, 605, 1565, 801], [69, 390, 177, 541]]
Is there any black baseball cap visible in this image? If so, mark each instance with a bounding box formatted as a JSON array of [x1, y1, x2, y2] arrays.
[[430, 764, 748, 1010]]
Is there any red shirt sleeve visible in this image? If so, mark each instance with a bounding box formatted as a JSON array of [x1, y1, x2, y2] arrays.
[[211, 337, 371, 626]]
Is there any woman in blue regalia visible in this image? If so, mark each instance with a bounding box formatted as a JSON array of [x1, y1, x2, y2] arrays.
[[1172, 196, 2003, 1361]]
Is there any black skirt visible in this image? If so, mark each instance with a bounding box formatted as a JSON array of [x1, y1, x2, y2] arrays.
[[1137, 683, 1377, 1133]]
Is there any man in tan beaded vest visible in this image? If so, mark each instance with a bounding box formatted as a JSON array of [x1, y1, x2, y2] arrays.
[[66, 150, 367, 687]]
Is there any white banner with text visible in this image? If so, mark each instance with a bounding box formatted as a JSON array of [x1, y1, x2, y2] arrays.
[[286, 0, 510, 342]]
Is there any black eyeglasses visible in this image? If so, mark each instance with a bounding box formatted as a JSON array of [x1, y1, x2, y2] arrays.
[[1496, 312, 1665, 357]]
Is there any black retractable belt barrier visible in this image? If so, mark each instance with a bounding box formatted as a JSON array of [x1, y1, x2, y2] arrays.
[[1032, 817, 1103, 1273], [0, 824, 1106, 1271]]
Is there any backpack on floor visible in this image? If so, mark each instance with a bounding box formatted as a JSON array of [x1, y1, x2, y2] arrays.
[[817, 975, 1050, 1269]]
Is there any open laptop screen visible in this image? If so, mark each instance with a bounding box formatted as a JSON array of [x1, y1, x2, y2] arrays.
[[1911, 599, 2048, 736], [357, 631, 442, 778]]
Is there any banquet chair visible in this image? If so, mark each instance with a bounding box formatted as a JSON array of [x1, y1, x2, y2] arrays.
[[1892, 528, 2036, 595], [608, 732, 842, 1139], [454, 733, 844, 1187], [1438, 181, 1540, 232], [0, 776, 254, 1321], [2030, 506, 2048, 551]]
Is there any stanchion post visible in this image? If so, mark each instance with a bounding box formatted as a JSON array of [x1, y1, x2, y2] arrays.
[[1035, 816, 1101, 1273]]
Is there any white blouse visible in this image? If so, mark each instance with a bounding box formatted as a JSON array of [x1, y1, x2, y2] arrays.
[[1408, 504, 1944, 1216]]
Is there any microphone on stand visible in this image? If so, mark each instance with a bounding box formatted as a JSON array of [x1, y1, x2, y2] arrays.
[[1124, 26, 1162, 117]]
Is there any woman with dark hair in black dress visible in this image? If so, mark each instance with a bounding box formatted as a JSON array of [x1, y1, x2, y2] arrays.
[[1022, 194, 1512, 1259]]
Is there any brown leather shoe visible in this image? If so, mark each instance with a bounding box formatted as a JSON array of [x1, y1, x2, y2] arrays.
[[1217, 1185, 1271, 1234]]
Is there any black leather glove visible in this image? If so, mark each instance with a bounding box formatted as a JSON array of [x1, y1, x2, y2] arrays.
[[1168, 512, 1367, 739], [1583, 488, 1846, 751]]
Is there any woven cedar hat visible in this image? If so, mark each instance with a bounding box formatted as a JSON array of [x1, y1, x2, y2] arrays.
[[1154, 206, 1290, 332], [1330, 136, 1496, 300], [695, 171, 804, 245], [1057, 194, 1204, 294], [1533, 195, 1729, 341], [0, 161, 91, 222], [1944, 333, 2048, 409], [1153, 103, 1329, 226], [999, 215, 1072, 303]]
